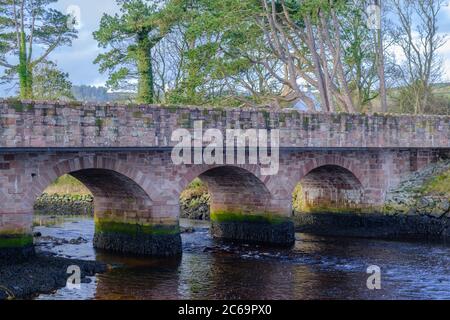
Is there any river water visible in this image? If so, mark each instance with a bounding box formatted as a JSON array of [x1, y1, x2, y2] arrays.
[[32, 215, 450, 300]]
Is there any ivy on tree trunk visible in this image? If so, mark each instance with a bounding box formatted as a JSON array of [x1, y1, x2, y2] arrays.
[[136, 32, 154, 104]]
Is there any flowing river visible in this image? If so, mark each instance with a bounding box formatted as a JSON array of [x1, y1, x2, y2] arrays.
[[32, 215, 450, 300]]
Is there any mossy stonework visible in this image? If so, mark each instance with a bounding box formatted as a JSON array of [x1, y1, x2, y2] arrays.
[[294, 160, 450, 240], [34, 193, 94, 216], [93, 219, 182, 256], [210, 211, 295, 246], [0, 234, 34, 260], [2, 101, 450, 260]]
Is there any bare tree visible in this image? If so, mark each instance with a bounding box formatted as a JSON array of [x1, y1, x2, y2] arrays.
[[374, 0, 388, 112], [390, 0, 447, 114], [255, 0, 358, 112]]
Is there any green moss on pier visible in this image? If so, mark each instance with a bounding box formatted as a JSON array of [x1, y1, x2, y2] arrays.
[[210, 211, 290, 225], [0, 234, 33, 248], [95, 219, 180, 236]]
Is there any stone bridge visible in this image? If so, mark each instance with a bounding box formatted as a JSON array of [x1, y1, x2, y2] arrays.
[[1, 100, 450, 259]]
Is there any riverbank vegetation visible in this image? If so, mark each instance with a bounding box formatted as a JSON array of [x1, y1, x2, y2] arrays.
[[34, 175, 93, 216], [43, 175, 91, 195], [384, 160, 450, 217], [179, 179, 211, 220], [422, 168, 450, 197]]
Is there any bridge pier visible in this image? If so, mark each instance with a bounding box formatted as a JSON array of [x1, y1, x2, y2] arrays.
[[197, 166, 295, 246], [69, 169, 182, 256], [210, 213, 295, 246], [0, 212, 34, 261], [0, 235, 34, 260], [93, 220, 181, 257]]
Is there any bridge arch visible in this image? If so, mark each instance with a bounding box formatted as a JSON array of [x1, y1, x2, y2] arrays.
[[27, 155, 181, 256], [27, 155, 153, 207], [293, 163, 365, 215], [179, 165, 295, 246], [281, 154, 365, 195]]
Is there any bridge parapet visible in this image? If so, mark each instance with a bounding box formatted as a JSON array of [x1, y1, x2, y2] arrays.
[[1, 100, 450, 149]]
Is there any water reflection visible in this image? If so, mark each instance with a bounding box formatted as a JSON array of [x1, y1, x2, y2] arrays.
[[33, 215, 450, 300]]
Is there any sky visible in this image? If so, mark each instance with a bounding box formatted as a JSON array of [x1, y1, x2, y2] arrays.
[[50, 0, 119, 86], [0, 0, 120, 97], [50, 0, 120, 87], [1, 0, 450, 97]]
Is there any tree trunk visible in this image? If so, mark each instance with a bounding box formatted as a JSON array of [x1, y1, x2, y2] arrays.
[[304, 16, 330, 112], [375, 0, 388, 113], [136, 32, 154, 104], [422, 86, 429, 113], [26, 65, 33, 98], [18, 31, 30, 99]]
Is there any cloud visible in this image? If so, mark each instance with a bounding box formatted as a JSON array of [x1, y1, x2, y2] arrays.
[[48, 0, 120, 87]]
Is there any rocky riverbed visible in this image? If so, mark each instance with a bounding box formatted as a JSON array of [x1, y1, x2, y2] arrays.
[[23, 216, 450, 300], [0, 253, 107, 300]]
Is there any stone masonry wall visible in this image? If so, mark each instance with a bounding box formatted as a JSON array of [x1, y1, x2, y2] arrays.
[[1, 100, 450, 254], [0, 149, 444, 235], [1, 100, 450, 149]]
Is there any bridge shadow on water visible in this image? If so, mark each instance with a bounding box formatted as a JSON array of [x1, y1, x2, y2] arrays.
[[33, 215, 450, 300], [28, 161, 450, 300]]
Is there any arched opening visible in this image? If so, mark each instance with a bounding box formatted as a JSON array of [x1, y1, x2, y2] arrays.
[[34, 174, 93, 216], [179, 178, 211, 221], [179, 166, 294, 246], [33, 168, 181, 256], [293, 165, 364, 215]]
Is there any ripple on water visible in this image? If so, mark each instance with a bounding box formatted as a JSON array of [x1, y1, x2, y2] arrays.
[[33, 215, 450, 300]]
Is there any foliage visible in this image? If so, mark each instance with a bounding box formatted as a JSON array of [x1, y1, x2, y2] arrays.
[[0, 0, 77, 98], [422, 169, 450, 196], [32, 60, 74, 100], [292, 183, 305, 212], [161, 0, 387, 111], [93, 0, 184, 104], [388, 0, 447, 114], [163, 0, 273, 106], [180, 178, 210, 205], [389, 83, 450, 115], [44, 174, 91, 195]]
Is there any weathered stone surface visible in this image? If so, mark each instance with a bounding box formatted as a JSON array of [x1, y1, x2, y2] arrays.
[[2, 100, 450, 149], [179, 186, 210, 220], [94, 232, 182, 256], [93, 219, 182, 256], [180, 201, 210, 220], [211, 213, 295, 246], [294, 160, 450, 240], [34, 193, 93, 216], [0, 244, 35, 262], [0, 255, 106, 299], [2, 101, 450, 257], [294, 213, 450, 240], [211, 221, 295, 246], [384, 160, 450, 220]]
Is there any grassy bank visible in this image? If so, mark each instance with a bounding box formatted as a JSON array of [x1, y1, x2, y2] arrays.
[[421, 168, 450, 197], [179, 179, 210, 220], [43, 174, 91, 195]]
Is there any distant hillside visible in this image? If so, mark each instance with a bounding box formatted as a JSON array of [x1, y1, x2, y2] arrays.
[[432, 82, 450, 100], [72, 85, 135, 103]]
